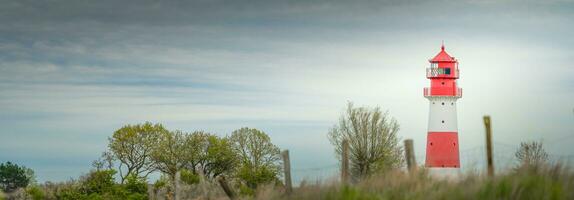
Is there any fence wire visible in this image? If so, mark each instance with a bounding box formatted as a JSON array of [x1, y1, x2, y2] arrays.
[[289, 140, 574, 185]]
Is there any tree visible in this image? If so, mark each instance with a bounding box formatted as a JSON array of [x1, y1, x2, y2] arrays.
[[328, 102, 403, 181], [229, 127, 281, 190], [198, 135, 238, 179], [151, 130, 207, 199], [0, 162, 34, 193], [92, 151, 115, 171], [108, 122, 166, 182], [515, 141, 549, 167]]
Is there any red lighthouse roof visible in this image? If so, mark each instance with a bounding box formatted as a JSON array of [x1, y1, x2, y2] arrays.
[[430, 45, 456, 62]]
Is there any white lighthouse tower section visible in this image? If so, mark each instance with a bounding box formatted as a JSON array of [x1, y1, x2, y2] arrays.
[[427, 96, 461, 178], [427, 96, 459, 132]]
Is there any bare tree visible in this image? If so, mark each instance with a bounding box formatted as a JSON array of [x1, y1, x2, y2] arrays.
[[515, 141, 549, 167], [328, 102, 403, 181]]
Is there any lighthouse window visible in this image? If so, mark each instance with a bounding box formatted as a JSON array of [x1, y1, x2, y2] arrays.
[[441, 102, 445, 105], [441, 120, 445, 123], [441, 82, 445, 85], [445, 68, 451, 75]]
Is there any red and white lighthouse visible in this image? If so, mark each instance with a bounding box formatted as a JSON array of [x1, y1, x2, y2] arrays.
[[424, 44, 462, 168]]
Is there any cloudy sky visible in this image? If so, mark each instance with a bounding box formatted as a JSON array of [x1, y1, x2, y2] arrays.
[[1, 0, 573, 183]]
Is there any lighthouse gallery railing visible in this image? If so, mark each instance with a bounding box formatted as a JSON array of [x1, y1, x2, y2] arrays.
[[424, 87, 462, 98], [426, 68, 459, 78]]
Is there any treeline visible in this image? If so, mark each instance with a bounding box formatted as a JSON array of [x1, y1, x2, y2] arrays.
[[0, 102, 411, 200], [1, 124, 284, 200], [101, 124, 282, 199]]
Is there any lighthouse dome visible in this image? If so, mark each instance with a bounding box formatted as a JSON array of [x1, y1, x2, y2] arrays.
[[430, 45, 456, 62]]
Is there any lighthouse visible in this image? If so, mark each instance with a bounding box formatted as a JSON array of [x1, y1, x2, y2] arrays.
[[424, 44, 462, 168]]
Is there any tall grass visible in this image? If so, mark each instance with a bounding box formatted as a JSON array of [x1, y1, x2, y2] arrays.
[[255, 163, 574, 200]]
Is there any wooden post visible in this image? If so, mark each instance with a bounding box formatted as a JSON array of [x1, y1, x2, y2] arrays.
[[282, 150, 293, 194], [341, 139, 350, 184], [483, 115, 494, 177], [404, 139, 416, 172], [217, 176, 236, 200], [174, 170, 180, 200]]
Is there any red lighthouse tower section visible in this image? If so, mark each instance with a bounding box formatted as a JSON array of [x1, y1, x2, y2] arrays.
[[424, 45, 462, 168]]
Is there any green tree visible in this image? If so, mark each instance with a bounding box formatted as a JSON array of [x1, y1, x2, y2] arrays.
[[108, 122, 166, 182], [229, 127, 281, 190], [0, 162, 33, 193], [328, 102, 403, 181], [151, 130, 206, 199], [199, 135, 238, 179]]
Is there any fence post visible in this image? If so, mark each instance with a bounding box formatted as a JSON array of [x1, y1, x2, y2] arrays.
[[483, 115, 494, 177], [282, 150, 293, 194], [404, 139, 416, 172], [174, 170, 180, 200], [217, 176, 236, 200], [341, 139, 350, 185]]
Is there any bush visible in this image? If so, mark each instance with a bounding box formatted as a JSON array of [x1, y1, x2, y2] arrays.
[[47, 170, 148, 200], [180, 169, 200, 185], [26, 186, 45, 200], [124, 174, 148, 195], [79, 170, 117, 195]]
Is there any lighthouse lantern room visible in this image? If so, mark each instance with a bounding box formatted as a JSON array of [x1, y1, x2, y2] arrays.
[[424, 44, 462, 168]]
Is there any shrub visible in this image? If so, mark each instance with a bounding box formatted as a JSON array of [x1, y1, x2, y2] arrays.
[[26, 186, 45, 200], [515, 141, 549, 168], [79, 170, 116, 195], [48, 170, 148, 200], [123, 174, 148, 195], [180, 169, 200, 185]]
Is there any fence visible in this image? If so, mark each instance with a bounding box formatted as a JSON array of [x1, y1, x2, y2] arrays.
[[281, 115, 574, 188]]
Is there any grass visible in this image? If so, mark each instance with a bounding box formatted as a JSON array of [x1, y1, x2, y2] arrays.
[[254, 164, 574, 200]]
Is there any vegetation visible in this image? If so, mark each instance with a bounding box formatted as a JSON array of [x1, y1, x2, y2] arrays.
[[0, 162, 34, 193], [515, 141, 549, 167], [108, 122, 167, 182], [230, 127, 282, 192], [199, 135, 237, 179], [3, 104, 571, 199], [257, 163, 574, 200], [51, 169, 148, 200], [328, 102, 404, 181], [151, 130, 200, 194]]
